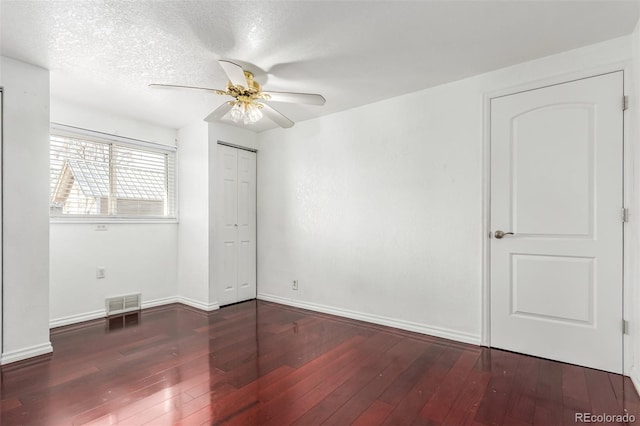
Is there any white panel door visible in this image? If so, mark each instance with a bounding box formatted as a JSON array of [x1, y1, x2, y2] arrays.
[[236, 149, 257, 302], [490, 72, 623, 373], [218, 145, 239, 306], [216, 144, 257, 306]]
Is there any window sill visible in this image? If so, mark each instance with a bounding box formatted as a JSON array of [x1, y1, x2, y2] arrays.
[[50, 217, 179, 225]]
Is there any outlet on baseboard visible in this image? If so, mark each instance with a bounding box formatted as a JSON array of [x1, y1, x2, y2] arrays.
[[292, 280, 299, 290], [97, 267, 106, 279]]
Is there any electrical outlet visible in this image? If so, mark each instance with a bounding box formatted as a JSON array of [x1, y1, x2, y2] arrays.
[[95, 224, 108, 231], [97, 267, 106, 279], [292, 280, 299, 290]]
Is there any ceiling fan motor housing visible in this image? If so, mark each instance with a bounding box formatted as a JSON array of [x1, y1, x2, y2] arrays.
[[225, 71, 270, 103]]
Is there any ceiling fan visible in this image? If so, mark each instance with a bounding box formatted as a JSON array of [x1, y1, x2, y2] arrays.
[[150, 60, 326, 128]]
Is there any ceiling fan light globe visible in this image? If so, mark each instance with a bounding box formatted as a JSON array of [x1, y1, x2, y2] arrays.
[[229, 102, 245, 123], [245, 103, 264, 124]]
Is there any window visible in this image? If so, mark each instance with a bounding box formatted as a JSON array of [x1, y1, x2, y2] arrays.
[[50, 124, 177, 220]]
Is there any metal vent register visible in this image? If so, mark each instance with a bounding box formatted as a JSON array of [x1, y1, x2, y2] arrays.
[[105, 293, 141, 316]]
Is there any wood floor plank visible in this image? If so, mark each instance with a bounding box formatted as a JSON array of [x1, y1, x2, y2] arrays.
[[252, 335, 367, 404], [440, 355, 492, 425], [381, 346, 463, 425], [503, 354, 539, 424], [585, 368, 628, 425], [158, 358, 296, 425], [377, 344, 447, 406], [149, 382, 237, 426], [224, 334, 385, 425], [321, 338, 430, 425], [351, 400, 394, 426], [532, 359, 564, 426], [0, 398, 21, 413], [472, 348, 521, 425], [561, 363, 591, 414], [418, 349, 480, 423], [290, 345, 400, 426], [0, 301, 637, 426], [74, 361, 227, 424], [225, 343, 383, 425]]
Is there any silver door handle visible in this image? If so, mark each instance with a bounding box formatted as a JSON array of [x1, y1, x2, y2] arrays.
[[494, 230, 514, 239]]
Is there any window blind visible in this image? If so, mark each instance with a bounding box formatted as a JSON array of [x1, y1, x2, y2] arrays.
[[50, 126, 177, 219]]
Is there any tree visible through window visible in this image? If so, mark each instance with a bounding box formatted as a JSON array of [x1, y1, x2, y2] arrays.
[[50, 126, 177, 219]]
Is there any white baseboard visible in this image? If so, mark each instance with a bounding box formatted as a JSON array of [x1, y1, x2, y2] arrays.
[[257, 293, 481, 346], [49, 296, 188, 329], [141, 296, 179, 309], [1, 342, 53, 365], [50, 309, 106, 329], [177, 296, 219, 312]]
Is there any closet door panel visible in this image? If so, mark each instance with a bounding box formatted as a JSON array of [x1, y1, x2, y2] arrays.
[[218, 145, 239, 306], [237, 150, 257, 302]]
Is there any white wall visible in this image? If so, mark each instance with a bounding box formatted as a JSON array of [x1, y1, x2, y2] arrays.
[[256, 36, 634, 345], [51, 99, 177, 146], [176, 121, 211, 309], [49, 100, 179, 327], [0, 56, 52, 364]]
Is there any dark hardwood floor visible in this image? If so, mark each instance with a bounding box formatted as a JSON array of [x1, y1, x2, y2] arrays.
[[1, 300, 638, 425]]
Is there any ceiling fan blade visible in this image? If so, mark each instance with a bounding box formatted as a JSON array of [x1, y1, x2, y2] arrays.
[[261, 103, 294, 128], [262, 91, 326, 105], [219, 60, 249, 88], [204, 102, 233, 122], [149, 83, 224, 94]]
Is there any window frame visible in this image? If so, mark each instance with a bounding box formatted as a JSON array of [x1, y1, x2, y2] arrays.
[[49, 123, 178, 224]]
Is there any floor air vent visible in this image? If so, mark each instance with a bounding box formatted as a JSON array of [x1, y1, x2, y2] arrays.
[[105, 293, 141, 316]]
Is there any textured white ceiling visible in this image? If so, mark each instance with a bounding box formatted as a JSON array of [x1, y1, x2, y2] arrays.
[[1, 1, 639, 132]]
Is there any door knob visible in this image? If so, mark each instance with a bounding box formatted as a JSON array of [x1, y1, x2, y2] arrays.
[[494, 230, 514, 239]]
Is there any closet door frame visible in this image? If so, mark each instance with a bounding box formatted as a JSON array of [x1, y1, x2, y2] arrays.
[[215, 141, 257, 307]]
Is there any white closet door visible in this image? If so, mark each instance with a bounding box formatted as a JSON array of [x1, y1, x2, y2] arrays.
[[218, 145, 239, 306], [216, 144, 256, 306], [236, 149, 257, 302]]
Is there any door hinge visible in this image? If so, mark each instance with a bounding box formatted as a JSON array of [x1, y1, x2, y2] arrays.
[[622, 207, 629, 223], [623, 95, 629, 111], [623, 319, 630, 335]]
